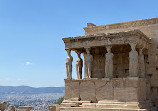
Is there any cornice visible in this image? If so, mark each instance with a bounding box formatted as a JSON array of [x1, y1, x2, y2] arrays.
[[84, 18, 158, 32], [62, 30, 150, 43]]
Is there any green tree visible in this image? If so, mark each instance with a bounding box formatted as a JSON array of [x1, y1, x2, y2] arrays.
[[55, 96, 64, 105]]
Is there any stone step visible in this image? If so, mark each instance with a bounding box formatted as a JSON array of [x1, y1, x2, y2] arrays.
[[97, 101, 154, 109], [63, 100, 91, 104], [80, 103, 153, 109], [96, 103, 140, 109], [60, 107, 151, 111], [60, 103, 80, 107], [98, 101, 149, 104], [98, 100, 124, 104], [81, 103, 96, 108]]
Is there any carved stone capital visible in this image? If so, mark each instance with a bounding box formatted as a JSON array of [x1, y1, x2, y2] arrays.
[[105, 38, 112, 45], [139, 48, 143, 55], [85, 47, 91, 54], [129, 42, 137, 51], [65, 48, 71, 51], [75, 50, 81, 55], [66, 48, 71, 55], [75, 51, 81, 58], [106, 45, 112, 53]]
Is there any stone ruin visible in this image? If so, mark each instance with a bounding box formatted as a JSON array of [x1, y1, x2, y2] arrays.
[[60, 18, 158, 111], [0, 102, 8, 111], [0, 102, 33, 111]]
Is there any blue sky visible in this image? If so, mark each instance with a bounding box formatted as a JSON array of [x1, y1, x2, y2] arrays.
[[0, 0, 158, 87]]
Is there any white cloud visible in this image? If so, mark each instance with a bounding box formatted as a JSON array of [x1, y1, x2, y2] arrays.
[[25, 62, 32, 66]]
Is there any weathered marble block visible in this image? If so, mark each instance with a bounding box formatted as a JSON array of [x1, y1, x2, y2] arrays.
[[8, 105, 16, 111], [64, 79, 80, 100], [49, 104, 59, 111], [17, 106, 33, 111], [95, 80, 113, 100], [114, 87, 138, 101], [64, 78, 147, 102], [80, 81, 96, 102]]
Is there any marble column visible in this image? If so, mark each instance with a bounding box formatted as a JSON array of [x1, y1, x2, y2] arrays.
[[139, 48, 145, 78], [75, 51, 83, 79], [105, 45, 114, 78], [129, 42, 138, 77], [66, 49, 73, 79], [85, 48, 93, 78]]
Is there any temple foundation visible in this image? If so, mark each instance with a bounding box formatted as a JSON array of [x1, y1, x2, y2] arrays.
[[60, 78, 155, 111]]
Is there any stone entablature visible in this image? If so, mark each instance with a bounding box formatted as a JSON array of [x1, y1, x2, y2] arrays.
[[63, 30, 150, 50]]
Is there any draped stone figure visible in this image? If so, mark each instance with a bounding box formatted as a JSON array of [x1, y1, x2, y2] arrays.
[[66, 49, 73, 79], [83, 52, 88, 78], [85, 48, 93, 78], [129, 43, 138, 77], [139, 48, 145, 78], [146, 74, 152, 100], [105, 45, 114, 78], [76, 51, 83, 79]]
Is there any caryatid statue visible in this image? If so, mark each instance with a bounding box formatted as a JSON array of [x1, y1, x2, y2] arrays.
[[83, 52, 88, 78], [129, 42, 138, 77], [105, 45, 114, 78], [66, 49, 73, 79], [76, 51, 83, 79], [85, 48, 93, 78], [139, 47, 145, 78]]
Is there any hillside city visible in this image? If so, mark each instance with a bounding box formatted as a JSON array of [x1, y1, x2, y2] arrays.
[[0, 86, 64, 110], [0, 93, 63, 111]]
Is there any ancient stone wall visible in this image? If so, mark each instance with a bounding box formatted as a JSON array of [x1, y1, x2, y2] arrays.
[[90, 44, 130, 78], [84, 18, 158, 105], [64, 78, 147, 102]]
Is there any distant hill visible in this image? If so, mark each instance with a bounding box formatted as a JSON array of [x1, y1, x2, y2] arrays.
[[0, 86, 64, 94]]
